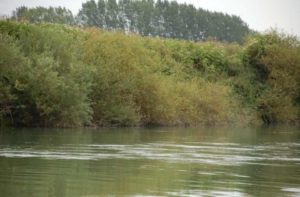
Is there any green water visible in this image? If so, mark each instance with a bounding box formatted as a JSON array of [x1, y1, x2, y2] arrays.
[[0, 126, 300, 197]]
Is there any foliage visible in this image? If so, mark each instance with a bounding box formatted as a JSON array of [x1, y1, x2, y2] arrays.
[[77, 0, 250, 43], [12, 6, 75, 25], [0, 22, 92, 127], [10, 0, 250, 43], [0, 21, 299, 127], [242, 31, 300, 124]]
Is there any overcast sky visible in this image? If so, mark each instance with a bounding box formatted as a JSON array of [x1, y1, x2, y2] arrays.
[[1, 0, 299, 36]]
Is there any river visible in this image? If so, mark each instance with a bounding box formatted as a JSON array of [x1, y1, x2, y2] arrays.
[[0, 126, 300, 196]]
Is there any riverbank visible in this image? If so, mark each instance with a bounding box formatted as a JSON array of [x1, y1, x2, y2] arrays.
[[0, 21, 299, 127]]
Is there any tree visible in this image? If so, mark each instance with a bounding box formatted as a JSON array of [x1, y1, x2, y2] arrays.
[[13, 0, 251, 42], [12, 6, 74, 25], [106, 0, 119, 29], [77, 0, 100, 27]]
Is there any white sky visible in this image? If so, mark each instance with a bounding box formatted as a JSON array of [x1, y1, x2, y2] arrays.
[[0, 0, 299, 36]]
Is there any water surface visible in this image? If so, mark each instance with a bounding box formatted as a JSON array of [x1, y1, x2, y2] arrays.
[[0, 126, 300, 196]]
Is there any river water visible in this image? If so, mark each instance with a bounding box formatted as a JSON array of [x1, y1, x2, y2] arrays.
[[0, 126, 300, 197]]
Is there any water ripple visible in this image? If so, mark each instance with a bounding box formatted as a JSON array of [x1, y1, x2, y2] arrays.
[[0, 142, 299, 166]]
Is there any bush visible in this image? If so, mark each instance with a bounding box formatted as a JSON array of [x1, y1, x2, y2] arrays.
[[0, 22, 93, 127], [1, 22, 298, 127], [242, 31, 300, 124]]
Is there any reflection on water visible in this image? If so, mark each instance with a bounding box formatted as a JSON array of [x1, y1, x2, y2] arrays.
[[0, 126, 299, 196]]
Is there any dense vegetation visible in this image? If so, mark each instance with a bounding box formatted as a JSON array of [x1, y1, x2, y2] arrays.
[[12, 6, 75, 25], [0, 21, 299, 127], [11, 0, 250, 43]]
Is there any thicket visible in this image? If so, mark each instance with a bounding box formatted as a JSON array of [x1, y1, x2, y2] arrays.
[[0, 21, 299, 127], [241, 32, 300, 124]]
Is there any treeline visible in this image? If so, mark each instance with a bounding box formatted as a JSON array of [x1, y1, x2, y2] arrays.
[[11, 0, 250, 43], [12, 6, 75, 25], [0, 21, 299, 127]]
